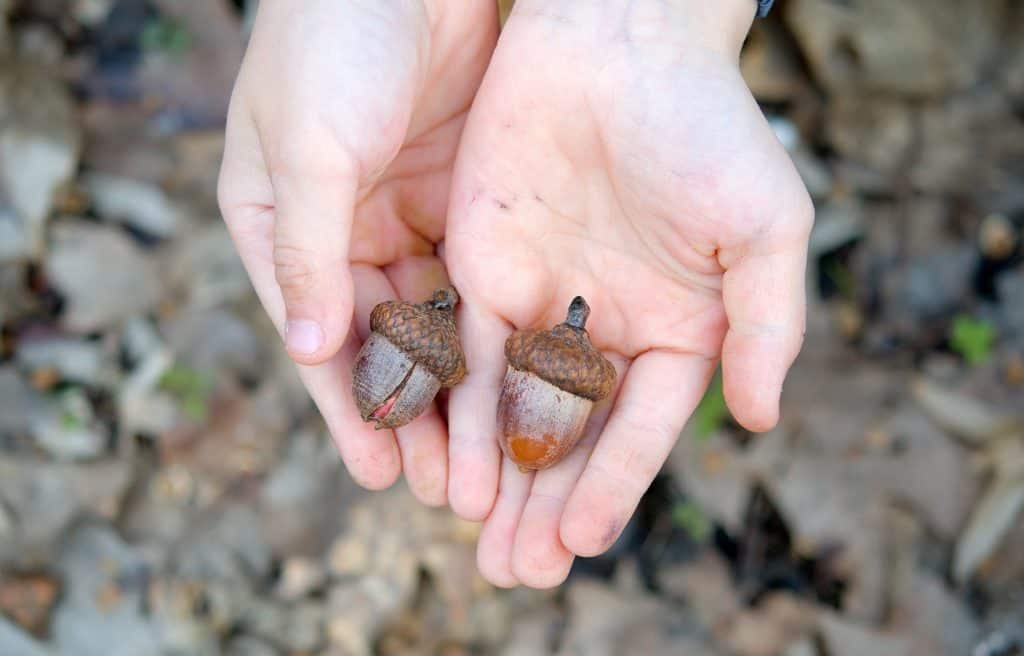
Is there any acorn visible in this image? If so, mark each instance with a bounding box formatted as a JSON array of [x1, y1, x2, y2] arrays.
[[497, 296, 616, 471], [352, 286, 466, 429]]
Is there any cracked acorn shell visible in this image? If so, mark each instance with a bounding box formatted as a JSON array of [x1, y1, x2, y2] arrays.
[[497, 296, 616, 470], [352, 286, 466, 429]]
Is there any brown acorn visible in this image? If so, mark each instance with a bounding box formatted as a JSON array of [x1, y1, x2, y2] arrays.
[[497, 296, 616, 471], [352, 286, 466, 429]]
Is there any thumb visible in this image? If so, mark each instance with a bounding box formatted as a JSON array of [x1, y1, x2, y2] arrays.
[[271, 158, 357, 365], [720, 237, 809, 433]]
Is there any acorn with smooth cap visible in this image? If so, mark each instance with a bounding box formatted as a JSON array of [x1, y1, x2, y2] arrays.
[[353, 286, 466, 429], [497, 296, 616, 470]]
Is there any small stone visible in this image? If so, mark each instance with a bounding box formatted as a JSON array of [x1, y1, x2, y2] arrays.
[[175, 505, 272, 585], [167, 224, 250, 309], [30, 388, 108, 461], [46, 222, 162, 333], [0, 58, 81, 263], [72, 0, 115, 26], [979, 213, 1017, 260], [0, 367, 46, 436], [16, 335, 109, 388], [84, 172, 183, 239], [52, 525, 161, 656], [328, 535, 371, 578], [275, 557, 327, 602], [901, 245, 978, 319], [0, 457, 133, 568], [161, 308, 264, 383], [15, 25, 63, 66], [259, 431, 353, 556], [121, 317, 167, 366]]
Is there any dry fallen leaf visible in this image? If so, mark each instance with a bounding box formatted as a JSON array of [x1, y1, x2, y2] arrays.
[[911, 378, 1021, 445], [954, 475, 1024, 582]]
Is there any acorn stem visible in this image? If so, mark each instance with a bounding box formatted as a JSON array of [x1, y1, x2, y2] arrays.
[[565, 296, 590, 330], [429, 286, 459, 312]]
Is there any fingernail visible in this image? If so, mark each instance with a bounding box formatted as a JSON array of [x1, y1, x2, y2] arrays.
[[285, 319, 324, 355]]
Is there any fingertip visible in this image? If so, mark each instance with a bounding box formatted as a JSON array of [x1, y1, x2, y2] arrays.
[[477, 514, 520, 589], [511, 502, 575, 589], [722, 371, 781, 433], [448, 452, 499, 521], [560, 501, 622, 558], [344, 451, 402, 491], [727, 392, 780, 433], [721, 333, 786, 433], [510, 557, 572, 589], [477, 546, 520, 589]]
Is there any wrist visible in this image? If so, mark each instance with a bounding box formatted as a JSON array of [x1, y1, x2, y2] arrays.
[[675, 0, 755, 59], [513, 0, 755, 62]]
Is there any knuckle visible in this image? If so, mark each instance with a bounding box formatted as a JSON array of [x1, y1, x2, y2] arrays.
[[269, 134, 359, 184], [273, 243, 319, 297]]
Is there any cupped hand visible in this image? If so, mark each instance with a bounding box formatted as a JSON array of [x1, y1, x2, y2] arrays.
[[445, 0, 813, 587], [217, 0, 497, 502]]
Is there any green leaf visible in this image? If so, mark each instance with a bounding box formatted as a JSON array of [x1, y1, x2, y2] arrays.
[[692, 372, 729, 441], [159, 363, 214, 422], [181, 395, 208, 423], [60, 409, 82, 430], [950, 314, 997, 365], [671, 501, 712, 543], [140, 16, 193, 56], [159, 363, 213, 397]]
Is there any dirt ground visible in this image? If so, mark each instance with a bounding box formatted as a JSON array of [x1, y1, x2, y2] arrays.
[[0, 1, 1022, 654]]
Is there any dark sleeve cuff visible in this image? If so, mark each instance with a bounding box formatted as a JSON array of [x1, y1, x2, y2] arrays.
[[756, 0, 775, 18]]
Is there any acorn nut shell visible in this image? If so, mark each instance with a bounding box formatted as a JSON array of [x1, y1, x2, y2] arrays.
[[352, 286, 466, 429], [497, 296, 616, 470]]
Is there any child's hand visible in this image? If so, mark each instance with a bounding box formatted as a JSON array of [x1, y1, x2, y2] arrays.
[[218, 0, 497, 501], [444, 0, 812, 587]]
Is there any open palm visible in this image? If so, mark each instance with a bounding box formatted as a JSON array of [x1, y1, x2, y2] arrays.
[[445, 0, 812, 587], [218, 0, 497, 504]]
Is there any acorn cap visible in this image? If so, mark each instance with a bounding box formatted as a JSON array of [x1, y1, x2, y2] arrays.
[[369, 286, 467, 387], [504, 296, 615, 401]]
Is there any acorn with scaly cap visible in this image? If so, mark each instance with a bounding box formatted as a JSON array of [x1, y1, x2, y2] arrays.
[[352, 286, 466, 429], [497, 296, 616, 470]]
